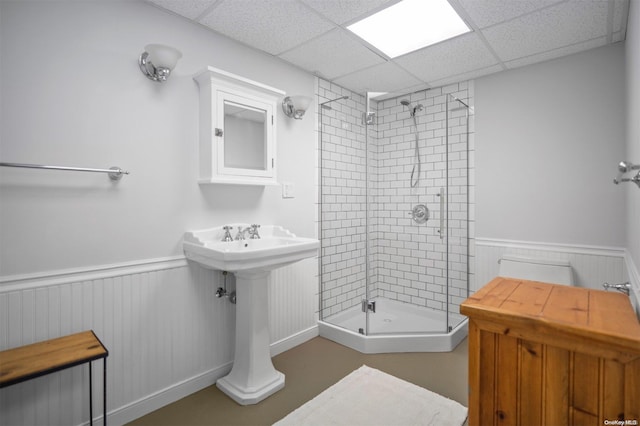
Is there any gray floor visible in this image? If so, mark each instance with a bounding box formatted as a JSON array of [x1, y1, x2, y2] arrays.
[[128, 336, 469, 426]]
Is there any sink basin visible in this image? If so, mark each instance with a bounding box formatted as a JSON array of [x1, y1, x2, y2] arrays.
[[183, 224, 319, 273]]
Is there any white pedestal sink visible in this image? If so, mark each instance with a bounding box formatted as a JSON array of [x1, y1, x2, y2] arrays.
[[183, 225, 319, 405]]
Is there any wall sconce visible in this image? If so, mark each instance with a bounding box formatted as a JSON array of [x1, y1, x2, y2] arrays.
[[139, 44, 182, 82], [613, 161, 640, 188], [282, 96, 312, 119]]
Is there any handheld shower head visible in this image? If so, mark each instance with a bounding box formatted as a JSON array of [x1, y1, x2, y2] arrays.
[[400, 99, 423, 116]]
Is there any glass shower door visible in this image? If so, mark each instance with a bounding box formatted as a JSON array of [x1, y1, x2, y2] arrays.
[[319, 93, 368, 334], [445, 94, 470, 332]]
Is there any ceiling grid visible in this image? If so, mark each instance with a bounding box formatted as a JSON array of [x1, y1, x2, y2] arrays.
[[147, 0, 629, 97]]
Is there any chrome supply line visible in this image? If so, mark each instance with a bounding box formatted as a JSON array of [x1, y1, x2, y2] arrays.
[[0, 162, 129, 181]]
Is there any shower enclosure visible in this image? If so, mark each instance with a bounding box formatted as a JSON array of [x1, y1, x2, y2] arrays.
[[318, 82, 471, 353]]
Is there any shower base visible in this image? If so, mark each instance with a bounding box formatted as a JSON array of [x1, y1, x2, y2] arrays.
[[319, 298, 468, 353]]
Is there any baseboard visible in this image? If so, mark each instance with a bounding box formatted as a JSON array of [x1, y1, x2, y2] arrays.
[[98, 326, 318, 425], [270, 325, 319, 357], [102, 361, 233, 426]]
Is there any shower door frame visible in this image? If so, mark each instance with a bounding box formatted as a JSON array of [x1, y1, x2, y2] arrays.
[[444, 93, 471, 333]]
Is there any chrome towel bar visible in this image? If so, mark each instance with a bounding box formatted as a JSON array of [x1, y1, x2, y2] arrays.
[[0, 162, 129, 181]]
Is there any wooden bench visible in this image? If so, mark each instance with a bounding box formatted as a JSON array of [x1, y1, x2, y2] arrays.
[[0, 330, 108, 425]]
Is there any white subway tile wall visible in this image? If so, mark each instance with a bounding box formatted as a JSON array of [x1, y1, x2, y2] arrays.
[[317, 78, 475, 329]]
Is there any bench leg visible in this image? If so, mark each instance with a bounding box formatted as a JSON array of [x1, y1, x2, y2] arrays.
[[89, 361, 93, 426], [103, 358, 107, 426]]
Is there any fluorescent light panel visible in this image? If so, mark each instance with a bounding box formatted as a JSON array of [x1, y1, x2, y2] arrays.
[[347, 0, 470, 58]]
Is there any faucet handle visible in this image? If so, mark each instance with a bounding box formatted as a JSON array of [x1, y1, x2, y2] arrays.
[[222, 225, 234, 242], [249, 224, 261, 239]]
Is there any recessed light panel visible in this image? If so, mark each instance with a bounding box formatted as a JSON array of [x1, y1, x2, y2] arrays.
[[347, 0, 471, 58]]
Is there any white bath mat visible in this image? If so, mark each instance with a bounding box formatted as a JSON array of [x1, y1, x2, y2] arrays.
[[273, 365, 468, 426]]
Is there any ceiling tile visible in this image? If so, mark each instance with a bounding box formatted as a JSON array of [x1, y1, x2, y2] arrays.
[[279, 29, 385, 80], [333, 62, 422, 95], [200, 0, 335, 55], [504, 36, 607, 69], [612, 31, 625, 43], [300, 0, 397, 25], [428, 64, 503, 87], [481, 1, 609, 62], [613, 0, 629, 33], [456, 0, 561, 29], [395, 32, 499, 83], [147, 0, 218, 20]]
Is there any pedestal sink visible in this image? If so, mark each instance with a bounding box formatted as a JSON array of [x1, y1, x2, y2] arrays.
[[183, 224, 319, 405]]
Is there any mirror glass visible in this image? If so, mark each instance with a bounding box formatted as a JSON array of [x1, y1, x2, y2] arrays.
[[223, 100, 267, 171]]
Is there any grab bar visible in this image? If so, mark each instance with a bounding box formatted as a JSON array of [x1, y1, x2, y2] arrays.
[[0, 162, 129, 181], [437, 187, 444, 240]]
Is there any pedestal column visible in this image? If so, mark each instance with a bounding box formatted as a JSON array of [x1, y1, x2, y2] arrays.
[[216, 270, 284, 405]]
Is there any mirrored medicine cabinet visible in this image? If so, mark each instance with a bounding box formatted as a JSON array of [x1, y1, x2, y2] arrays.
[[194, 67, 285, 186]]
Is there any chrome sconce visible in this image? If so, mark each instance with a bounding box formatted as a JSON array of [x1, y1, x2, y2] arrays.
[[282, 96, 312, 119], [613, 161, 640, 188], [139, 44, 182, 82]]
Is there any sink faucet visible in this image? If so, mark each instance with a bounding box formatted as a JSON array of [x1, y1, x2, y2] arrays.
[[235, 224, 261, 240], [249, 224, 261, 239], [221, 226, 234, 242], [235, 226, 251, 240]]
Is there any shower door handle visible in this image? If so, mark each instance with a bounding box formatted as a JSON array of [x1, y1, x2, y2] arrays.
[[437, 187, 444, 240]]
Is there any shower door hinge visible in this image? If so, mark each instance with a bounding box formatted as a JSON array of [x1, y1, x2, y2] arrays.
[[362, 299, 376, 313]]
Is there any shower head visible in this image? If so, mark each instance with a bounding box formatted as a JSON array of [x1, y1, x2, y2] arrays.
[[400, 99, 411, 107]]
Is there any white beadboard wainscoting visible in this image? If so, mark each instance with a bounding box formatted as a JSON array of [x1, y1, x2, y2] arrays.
[[0, 256, 319, 426], [474, 238, 639, 313]]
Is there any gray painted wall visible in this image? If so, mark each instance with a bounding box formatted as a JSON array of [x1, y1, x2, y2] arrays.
[[0, 1, 317, 276], [625, 0, 640, 276], [475, 43, 626, 248]]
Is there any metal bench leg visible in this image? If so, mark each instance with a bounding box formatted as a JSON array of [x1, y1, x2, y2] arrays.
[[89, 361, 93, 426], [103, 358, 107, 426]]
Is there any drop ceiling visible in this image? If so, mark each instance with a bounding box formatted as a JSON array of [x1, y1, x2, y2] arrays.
[[147, 0, 629, 97]]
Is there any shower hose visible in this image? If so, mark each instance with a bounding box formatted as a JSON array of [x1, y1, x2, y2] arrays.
[[410, 113, 421, 188]]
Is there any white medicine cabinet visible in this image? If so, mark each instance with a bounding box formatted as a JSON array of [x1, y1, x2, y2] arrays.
[[194, 67, 285, 186]]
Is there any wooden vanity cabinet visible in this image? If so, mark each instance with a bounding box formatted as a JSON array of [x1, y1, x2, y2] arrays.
[[460, 278, 640, 426]]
